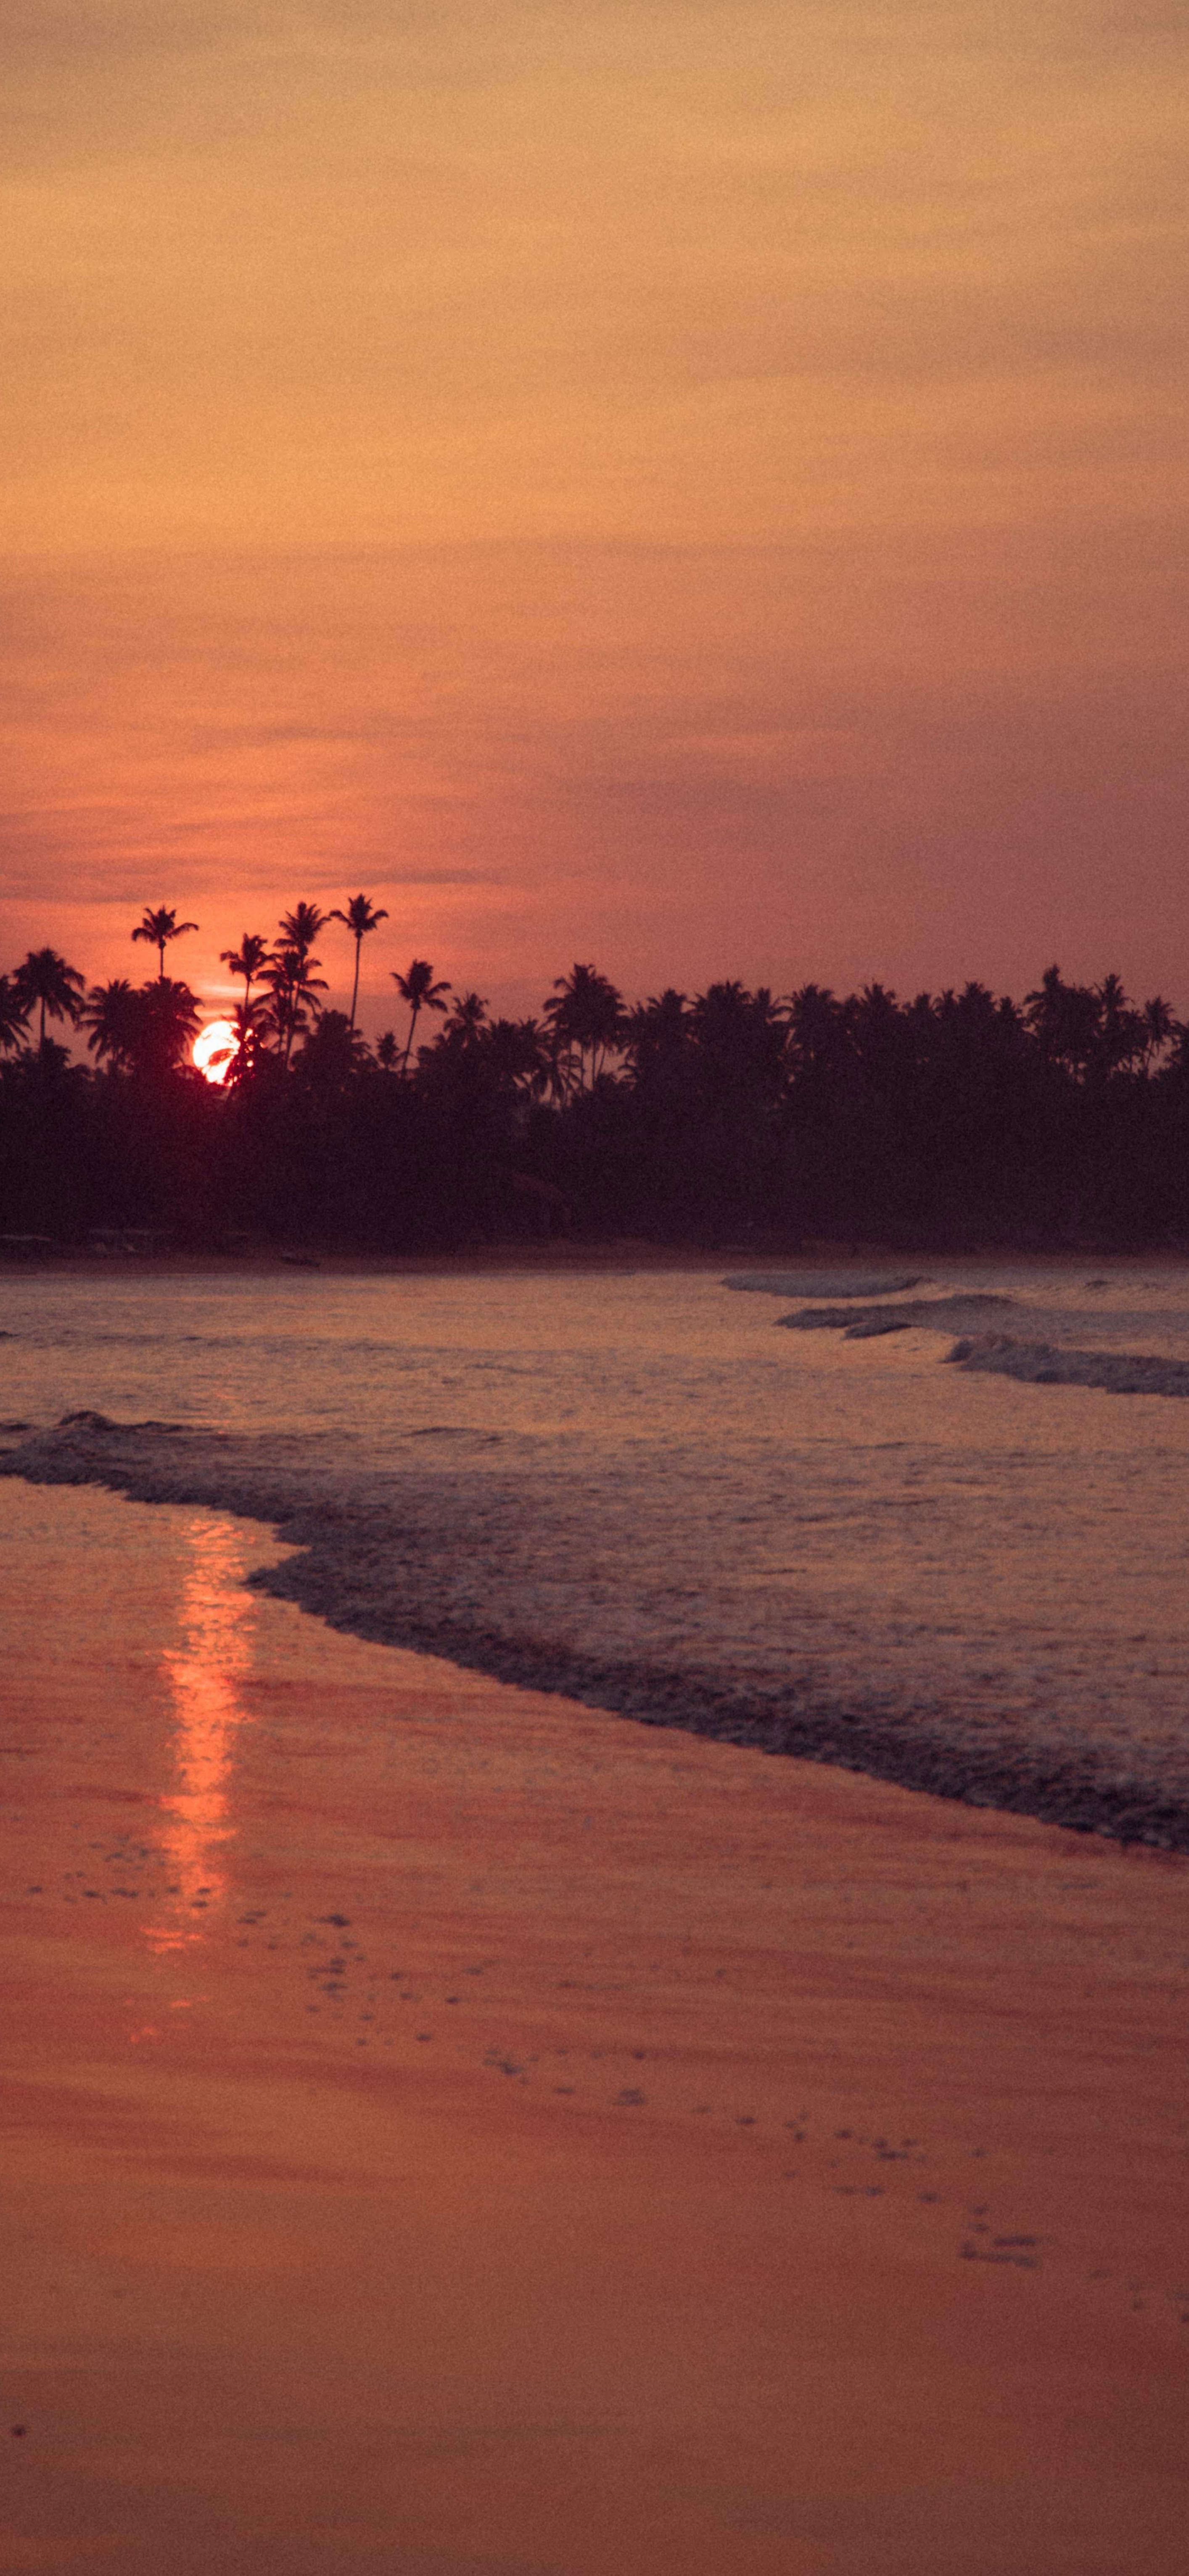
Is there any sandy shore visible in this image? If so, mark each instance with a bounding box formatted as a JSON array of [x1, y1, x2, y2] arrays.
[[2, 1482, 1187, 2574]]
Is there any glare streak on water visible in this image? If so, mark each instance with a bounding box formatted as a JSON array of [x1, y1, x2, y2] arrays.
[[3, 1258, 1189, 1830]]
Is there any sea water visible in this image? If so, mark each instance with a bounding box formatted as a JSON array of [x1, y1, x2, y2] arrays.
[[2, 1257, 1188, 1842]]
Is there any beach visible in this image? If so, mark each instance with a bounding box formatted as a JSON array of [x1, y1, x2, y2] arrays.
[[3, 1475, 1188, 2573], [3, 1256, 1189, 2567]]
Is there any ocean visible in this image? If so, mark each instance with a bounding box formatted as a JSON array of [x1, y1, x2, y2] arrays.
[[3, 1254, 1189, 1845]]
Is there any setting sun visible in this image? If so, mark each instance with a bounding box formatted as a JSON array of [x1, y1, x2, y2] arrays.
[[193, 1020, 239, 1086]]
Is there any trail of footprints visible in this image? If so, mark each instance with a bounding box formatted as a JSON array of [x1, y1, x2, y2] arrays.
[[13, 1827, 1189, 2337]]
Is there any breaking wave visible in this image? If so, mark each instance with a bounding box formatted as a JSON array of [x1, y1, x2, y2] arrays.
[[945, 1334, 1189, 1398], [4, 1394, 1189, 1853], [725, 1272, 926, 1299], [777, 1293, 1014, 1336]]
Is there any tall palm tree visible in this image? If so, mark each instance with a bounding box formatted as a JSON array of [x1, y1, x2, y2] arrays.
[[623, 989, 691, 1089], [0, 974, 31, 1054], [328, 893, 388, 1032], [12, 948, 86, 1052], [542, 963, 624, 1094], [277, 903, 327, 967], [1141, 994, 1175, 1070], [81, 978, 142, 1071], [295, 1008, 371, 1087], [265, 906, 330, 1069], [447, 990, 488, 1044], [392, 959, 451, 1070], [222, 995, 269, 1084], [482, 1016, 547, 1098], [261, 947, 328, 1069], [136, 978, 202, 1075], [219, 932, 272, 1006], [131, 906, 199, 980]]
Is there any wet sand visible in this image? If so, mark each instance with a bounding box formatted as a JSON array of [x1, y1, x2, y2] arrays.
[[2, 1485, 1188, 2573]]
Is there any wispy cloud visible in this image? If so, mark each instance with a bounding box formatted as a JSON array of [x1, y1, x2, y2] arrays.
[[2, 0, 1186, 1007]]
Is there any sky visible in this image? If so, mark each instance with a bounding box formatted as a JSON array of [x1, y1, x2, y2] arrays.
[[3, 0, 1186, 1040]]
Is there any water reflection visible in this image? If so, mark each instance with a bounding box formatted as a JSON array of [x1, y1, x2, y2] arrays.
[[144, 1514, 255, 1953]]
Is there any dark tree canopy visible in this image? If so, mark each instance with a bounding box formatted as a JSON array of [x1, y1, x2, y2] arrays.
[[1, 938, 1186, 1253]]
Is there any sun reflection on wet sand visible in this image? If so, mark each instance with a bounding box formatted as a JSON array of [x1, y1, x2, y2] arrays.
[[144, 1514, 256, 1953]]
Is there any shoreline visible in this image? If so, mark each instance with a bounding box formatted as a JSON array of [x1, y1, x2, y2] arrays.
[[5, 1237, 1189, 1281], [4, 1410, 1188, 1853]]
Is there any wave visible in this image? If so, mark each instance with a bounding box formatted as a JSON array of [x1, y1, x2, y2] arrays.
[[725, 1272, 926, 1298], [3, 1410, 1188, 1855], [777, 1293, 1014, 1336], [944, 1334, 1189, 1397]]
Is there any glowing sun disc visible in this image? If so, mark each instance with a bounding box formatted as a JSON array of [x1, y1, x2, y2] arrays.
[[193, 1021, 240, 1086]]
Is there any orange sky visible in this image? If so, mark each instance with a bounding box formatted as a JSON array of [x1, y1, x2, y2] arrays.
[[3, 1, 1186, 1036]]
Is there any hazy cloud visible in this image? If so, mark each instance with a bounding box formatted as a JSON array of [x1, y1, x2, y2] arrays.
[[3, 0, 1186, 1008]]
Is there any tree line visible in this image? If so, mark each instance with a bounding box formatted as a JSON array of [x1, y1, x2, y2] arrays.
[[1, 901, 1188, 1251]]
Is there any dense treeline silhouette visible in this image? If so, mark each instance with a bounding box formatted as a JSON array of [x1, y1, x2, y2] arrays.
[[1, 909, 1188, 1251]]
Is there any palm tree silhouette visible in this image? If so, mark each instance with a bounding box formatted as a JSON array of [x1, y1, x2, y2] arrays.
[[0, 974, 32, 1054], [447, 991, 489, 1043], [261, 948, 328, 1069], [225, 995, 269, 1083], [131, 907, 199, 980], [543, 963, 624, 1094], [219, 933, 272, 1007], [81, 979, 142, 1071], [328, 894, 389, 1033], [295, 1009, 371, 1087], [1141, 994, 1175, 1069], [135, 978, 202, 1076], [392, 959, 451, 1071], [278, 903, 327, 963], [267, 906, 330, 1069], [13, 948, 86, 1052]]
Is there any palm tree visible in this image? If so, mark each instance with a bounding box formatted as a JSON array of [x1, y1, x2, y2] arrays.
[[261, 947, 328, 1069], [295, 1009, 371, 1088], [277, 903, 327, 966], [261, 906, 330, 1069], [0, 974, 31, 1054], [542, 963, 624, 1094], [12, 948, 86, 1052], [328, 894, 388, 1032], [392, 959, 451, 1070], [482, 1016, 547, 1098], [131, 907, 199, 980], [1024, 965, 1099, 1076], [133, 978, 202, 1076], [81, 978, 142, 1071], [225, 995, 269, 1084], [446, 990, 488, 1044], [219, 932, 272, 1006], [624, 989, 691, 1086], [1141, 994, 1176, 1070]]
